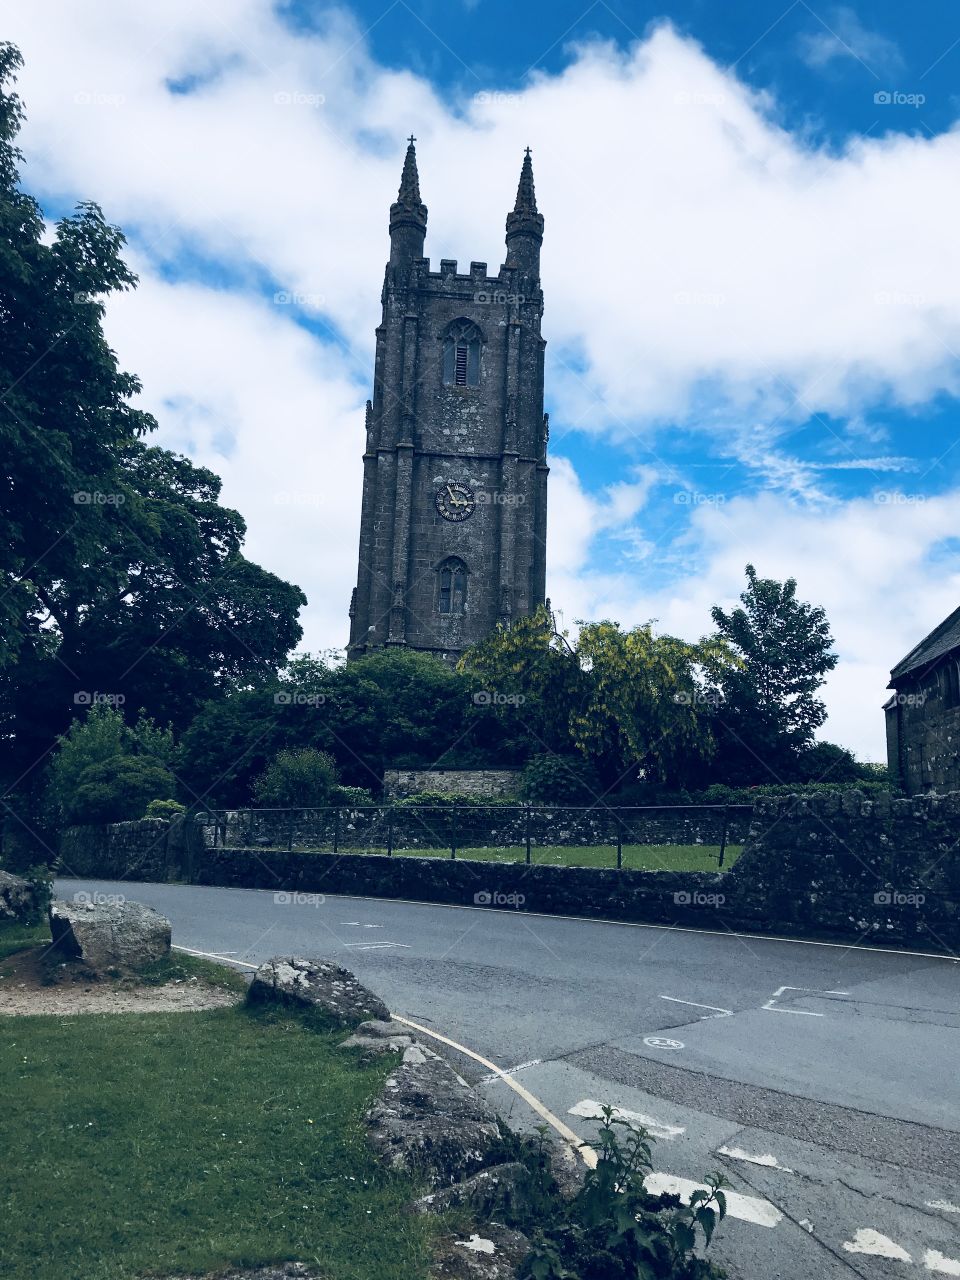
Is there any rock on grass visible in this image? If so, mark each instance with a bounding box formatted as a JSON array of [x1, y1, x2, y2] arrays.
[[246, 956, 390, 1028]]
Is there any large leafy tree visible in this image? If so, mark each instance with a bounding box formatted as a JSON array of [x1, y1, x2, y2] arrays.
[[709, 564, 838, 783], [0, 44, 305, 843]]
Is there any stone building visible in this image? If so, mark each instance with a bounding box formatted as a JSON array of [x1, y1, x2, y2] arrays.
[[885, 605, 960, 793], [347, 140, 549, 662]]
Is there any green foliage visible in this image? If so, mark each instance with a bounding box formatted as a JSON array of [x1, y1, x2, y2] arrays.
[[520, 753, 602, 804], [46, 704, 176, 826], [329, 784, 375, 806], [710, 565, 838, 783], [571, 622, 736, 788], [252, 747, 339, 808], [70, 756, 175, 824], [519, 1107, 728, 1279], [144, 798, 187, 819]]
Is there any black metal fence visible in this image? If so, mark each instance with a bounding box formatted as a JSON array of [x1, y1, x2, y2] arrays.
[[195, 804, 754, 870]]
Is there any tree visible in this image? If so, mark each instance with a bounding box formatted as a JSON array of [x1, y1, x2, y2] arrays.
[[46, 704, 176, 826], [0, 44, 306, 800], [253, 748, 339, 808], [571, 622, 735, 789], [709, 565, 838, 783]]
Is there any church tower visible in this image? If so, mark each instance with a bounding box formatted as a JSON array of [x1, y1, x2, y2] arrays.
[[347, 142, 549, 662]]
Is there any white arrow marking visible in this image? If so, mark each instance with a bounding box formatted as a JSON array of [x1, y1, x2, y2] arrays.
[[717, 1145, 794, 1173], [569, 1098, 685, 1141], [842, 1229, 912, 1261], [660, 995, 733, 1019], [644, 1172, 782, 1228]]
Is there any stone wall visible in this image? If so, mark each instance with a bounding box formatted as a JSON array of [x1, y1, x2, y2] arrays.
[[59, 818, 193, 882], [56, 790, 960, 953], [383, 769, 522, 799], [885, 676, 960, 795]]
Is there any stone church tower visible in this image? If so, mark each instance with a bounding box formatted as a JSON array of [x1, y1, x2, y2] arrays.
[[347, 141, 549, 662]]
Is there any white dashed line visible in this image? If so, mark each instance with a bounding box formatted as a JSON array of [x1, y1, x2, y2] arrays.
[[926, 1249, 960, 1275], [659, 995, 733, 1019], [644, 1172, 783, 1229], [842, 1229, 912, 1261], [479, 1059, 541, 1084], [568, 1098, 685, 1141], [341, 941, 411, 951], [717, 1145, 794, 1173], [928, 1201, 960, 1214], [762, 985, 824, 1016]]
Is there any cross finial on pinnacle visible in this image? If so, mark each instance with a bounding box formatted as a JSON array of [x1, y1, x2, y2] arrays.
[[408, 134, 416, 145], [396, 134, 424, 208], [524, 146, 532, 157]]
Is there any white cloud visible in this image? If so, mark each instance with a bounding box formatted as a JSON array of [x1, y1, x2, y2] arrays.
[[798, 7, 904, 74], [8, 2, 960, 759]]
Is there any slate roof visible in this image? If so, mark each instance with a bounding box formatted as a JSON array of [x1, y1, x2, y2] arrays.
[[889, 603, 960, 684]]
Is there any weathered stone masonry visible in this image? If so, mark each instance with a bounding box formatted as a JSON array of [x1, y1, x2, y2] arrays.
[[347, 142, 548, 662], [59, 790, 960, 952]]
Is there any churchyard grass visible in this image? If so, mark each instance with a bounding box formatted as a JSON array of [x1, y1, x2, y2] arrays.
[[0, 984, 436, 1280], [0, 920, 49, 963], [338, 843, 742, 871]]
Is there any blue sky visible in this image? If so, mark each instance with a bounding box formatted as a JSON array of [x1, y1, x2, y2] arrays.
[[9, 0, 960, 759]]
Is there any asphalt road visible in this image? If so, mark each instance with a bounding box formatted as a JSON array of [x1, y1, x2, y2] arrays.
[[56, 877, 960, 1280]]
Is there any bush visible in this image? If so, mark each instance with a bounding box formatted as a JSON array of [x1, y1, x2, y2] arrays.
[[253, 748, 339, 808], [329, 785, 375, 807], [520, 754, 601, 804], [69, 757, 177, 824], [144, 798, 187, 820]]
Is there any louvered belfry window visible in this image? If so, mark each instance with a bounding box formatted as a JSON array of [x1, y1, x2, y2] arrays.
[[442, 320, 482, 387], [438, 559, 468, 615]]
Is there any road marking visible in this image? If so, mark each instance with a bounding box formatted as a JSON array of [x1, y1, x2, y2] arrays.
[[569, 1098, 685, 1141], [928, 1201, 960, 1214], [763, 985, 824, 1016], [480, 1059, 541, 1084], [342, 941, 411, 950], [660, 995, 733, 1019], [68, 878, 960, 962], [842, 1229, 912, 1261], [340, 922, 384, 928], [799, 1218, 815, 1233], [926, 1249, 960, 1275], [391, 1014, 600, 1169], [174, 945, 257, 969], [644, 1172, 783, 1228], [717, 1146, 794, 1173], [644, 1036, 685, 1049]]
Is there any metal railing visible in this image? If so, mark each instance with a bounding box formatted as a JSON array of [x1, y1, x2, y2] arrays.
[[194, 803, 754, 870]]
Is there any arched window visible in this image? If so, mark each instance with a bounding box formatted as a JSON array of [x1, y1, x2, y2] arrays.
[[442, 320, 482, 387], [437, 558, 468, 615]]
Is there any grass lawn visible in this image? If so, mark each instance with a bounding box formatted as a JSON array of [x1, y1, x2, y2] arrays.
[[334, 843, 741, 872], [0, 961, 436, 1279], [0, 920, 49, 963]]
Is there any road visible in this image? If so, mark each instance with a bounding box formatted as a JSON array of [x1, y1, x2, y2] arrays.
[[56, 877, 960, 1280]]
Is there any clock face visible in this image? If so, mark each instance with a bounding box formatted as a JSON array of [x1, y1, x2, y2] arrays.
[[435, 482, 476, 522]]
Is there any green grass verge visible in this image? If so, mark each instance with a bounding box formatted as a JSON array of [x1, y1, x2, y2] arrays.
[[330, 843, 741, 872], [0, 1002, 436, 1280], [0, 920, 50, 963]]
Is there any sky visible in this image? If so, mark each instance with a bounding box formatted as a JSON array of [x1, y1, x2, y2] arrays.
[[7, 0, 960, 761]]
